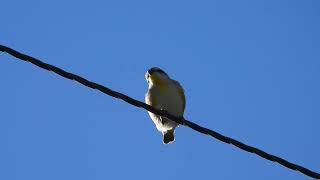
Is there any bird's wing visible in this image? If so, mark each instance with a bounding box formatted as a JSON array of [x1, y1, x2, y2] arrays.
[[173, 80, 186, 112]]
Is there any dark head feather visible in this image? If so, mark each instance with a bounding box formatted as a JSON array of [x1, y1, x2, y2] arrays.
[[147, 67, 167, 75]]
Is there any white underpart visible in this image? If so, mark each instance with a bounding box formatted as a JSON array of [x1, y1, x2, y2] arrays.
[[145, 74, 184, 133]]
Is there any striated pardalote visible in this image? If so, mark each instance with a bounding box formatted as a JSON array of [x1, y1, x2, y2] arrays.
[[145, 67, 186, 144]]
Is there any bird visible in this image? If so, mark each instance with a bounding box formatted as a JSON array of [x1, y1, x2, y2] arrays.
[[145, 67, 186, 144]]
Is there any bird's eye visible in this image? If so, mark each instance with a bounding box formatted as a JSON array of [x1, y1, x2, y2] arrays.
[[146, 74, 150, 83]]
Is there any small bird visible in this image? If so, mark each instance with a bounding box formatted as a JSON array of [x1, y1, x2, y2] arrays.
[[145, 67, 186, 144]]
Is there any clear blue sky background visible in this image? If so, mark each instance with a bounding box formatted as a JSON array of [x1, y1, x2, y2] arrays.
[[1, 1, 319, 179]]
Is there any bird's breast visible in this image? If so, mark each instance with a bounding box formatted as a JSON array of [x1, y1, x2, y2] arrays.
[[147, 83, 184, 117]]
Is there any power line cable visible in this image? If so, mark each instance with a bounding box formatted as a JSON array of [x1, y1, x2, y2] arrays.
[[1, 44, 319, 179]]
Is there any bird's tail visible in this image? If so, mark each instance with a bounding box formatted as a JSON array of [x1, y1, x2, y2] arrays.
[[163, 129, 175, 144]]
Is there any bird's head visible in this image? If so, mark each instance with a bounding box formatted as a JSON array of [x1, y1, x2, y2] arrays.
[[145, 67, 169, 86]]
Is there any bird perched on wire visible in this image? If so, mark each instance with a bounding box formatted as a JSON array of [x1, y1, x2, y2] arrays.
[[145, 67, 186, 144]]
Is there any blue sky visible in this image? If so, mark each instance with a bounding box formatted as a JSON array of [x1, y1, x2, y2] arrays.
[[1, 0, 319, 179]]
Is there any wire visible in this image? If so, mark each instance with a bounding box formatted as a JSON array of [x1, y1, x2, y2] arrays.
[[1, 44, 319, 179]]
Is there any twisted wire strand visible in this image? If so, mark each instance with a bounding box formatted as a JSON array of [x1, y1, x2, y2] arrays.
[[1, 44, 319, 179]]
